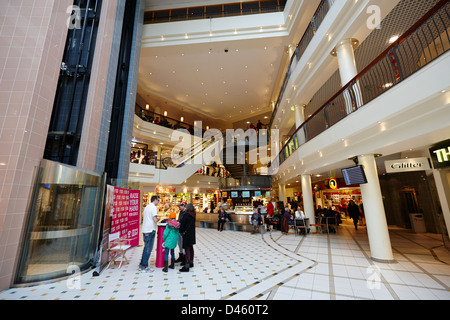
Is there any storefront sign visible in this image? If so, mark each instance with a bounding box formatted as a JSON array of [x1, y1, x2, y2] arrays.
[[329, 179, 338, 189], [429, 139, 450, 169], [384, 157, 431, 173], [156, 187, 176, 193]]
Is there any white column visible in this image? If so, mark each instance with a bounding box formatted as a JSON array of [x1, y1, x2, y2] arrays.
[[301, 174, 316, 229], [358, 154, 394, 262], [335, 39, 358, 84], [294, 104, 305, 127], [278, 183, 287, 205], [294, 104, 306, 145], [333, 38, 363, 114]]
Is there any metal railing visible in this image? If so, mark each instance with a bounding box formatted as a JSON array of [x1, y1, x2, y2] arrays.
[[278, 0, 450, 166], [269, 0, 335, 128], [144, 0, 287, 24]]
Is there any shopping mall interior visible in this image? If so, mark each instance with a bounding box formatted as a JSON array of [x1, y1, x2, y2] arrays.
[[0, 0, 450, 303]]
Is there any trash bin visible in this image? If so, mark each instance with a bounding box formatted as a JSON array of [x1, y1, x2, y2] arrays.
[[409, 214, 426, 233]]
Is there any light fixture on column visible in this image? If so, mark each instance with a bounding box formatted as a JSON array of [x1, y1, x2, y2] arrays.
[[330, 38, 359, 56]]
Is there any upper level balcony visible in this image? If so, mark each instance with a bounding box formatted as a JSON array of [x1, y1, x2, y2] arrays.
[[270, 0, 450, 184]]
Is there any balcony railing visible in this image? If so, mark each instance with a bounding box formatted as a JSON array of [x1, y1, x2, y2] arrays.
[[144, 0, 287, 24], [278, 0, 450, 166], [269, 0, 335, 128]]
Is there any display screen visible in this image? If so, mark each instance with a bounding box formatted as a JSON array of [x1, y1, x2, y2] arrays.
[[231, 191, 238, 198], [254, 191, 261, 197], [242, 191, 250, 198], [341, 165, 368, 185]]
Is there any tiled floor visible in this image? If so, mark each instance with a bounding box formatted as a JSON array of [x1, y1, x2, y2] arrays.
[[1, 221, 450, 301]]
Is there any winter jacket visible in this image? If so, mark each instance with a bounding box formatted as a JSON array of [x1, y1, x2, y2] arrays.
[[179, 211, 196, 248], [163, 220, 180, 249]]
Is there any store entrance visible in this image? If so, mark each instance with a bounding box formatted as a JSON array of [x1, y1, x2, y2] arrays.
[[399, 188, 419, 229]]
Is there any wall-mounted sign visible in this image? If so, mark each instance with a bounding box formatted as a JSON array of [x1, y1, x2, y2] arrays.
[[329, 178, 338, 189], [384, 157, 431, 173], [429, 139, 450, 169], [156, 187, 176, 193]]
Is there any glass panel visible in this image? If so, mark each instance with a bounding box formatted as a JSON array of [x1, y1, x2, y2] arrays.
[[14, 160, 105, 285]]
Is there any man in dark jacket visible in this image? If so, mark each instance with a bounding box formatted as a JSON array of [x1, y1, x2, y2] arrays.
[[348, 200, 361, 230], [179, 203, 196, 272]]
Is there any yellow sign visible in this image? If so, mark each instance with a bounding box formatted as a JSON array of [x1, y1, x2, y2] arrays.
[[329, 179, 338, 189]]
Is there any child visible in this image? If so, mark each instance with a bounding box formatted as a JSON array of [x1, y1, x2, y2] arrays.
[[162, 212, 180, 272]]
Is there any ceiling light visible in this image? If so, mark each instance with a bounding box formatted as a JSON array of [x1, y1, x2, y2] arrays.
[[164, 111, 168, 116], [180, 117, 184, 122], [146, 104, 149, 110]]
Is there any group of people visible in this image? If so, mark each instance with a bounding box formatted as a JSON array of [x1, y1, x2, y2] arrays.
[[138, 197, 196, 273], [279, 204, 306, 234]]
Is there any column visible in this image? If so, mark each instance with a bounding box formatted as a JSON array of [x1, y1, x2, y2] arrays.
[[301, 174, 316, 229], [358, 154, 395, 262], [294, 104, 306, 145], [278, 183, 287, 205], [332, 38, 363, 114]]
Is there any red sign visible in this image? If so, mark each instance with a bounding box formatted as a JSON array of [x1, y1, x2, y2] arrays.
[[110, 187, 140, 248], [128, 190, 140, 248]]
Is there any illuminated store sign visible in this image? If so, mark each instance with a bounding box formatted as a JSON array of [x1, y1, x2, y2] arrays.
[[433, 148, 450, 163], [384, 157, 431, 173], [429, 139, 450, 169], [329, 178, 338, 189]]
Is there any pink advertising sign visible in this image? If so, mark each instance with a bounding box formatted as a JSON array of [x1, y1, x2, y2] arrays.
[[110, 187, 140, 248], [128, 190, 141, 248]]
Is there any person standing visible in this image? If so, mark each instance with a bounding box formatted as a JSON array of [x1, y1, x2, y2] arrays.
[[139, 195, 161, 272], [266, 200, 274, 217], [179, 203, 196, 272], [175, 202, 186, 264], [217, 207, 227, 232], [162, 212, 180, 272], [250, 207, 262, 234], [281, 205, 292, 234], [348, 200, 361, 230]]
